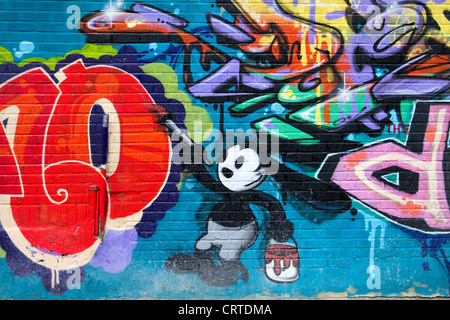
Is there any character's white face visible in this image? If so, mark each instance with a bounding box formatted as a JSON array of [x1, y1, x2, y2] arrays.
[[217, 145, 266, 192]]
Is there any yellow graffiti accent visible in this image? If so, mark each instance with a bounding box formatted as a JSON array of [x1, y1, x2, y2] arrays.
[[125, 16, 144, 28], [259, 34, 276, 47], [284, 89, 294, 99], [230, 0, 278, 26], [277, 0, 352, 39], [0, 47, 14, 64], [315, 103, 322, 126], [428, 0, 450, 45]]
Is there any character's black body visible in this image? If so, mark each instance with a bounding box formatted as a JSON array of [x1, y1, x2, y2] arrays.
[[164, 120, 294, 287]]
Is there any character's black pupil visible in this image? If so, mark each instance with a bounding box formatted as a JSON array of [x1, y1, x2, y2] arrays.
[[235, 156, 244, 169], [222, 167, 234, 179]]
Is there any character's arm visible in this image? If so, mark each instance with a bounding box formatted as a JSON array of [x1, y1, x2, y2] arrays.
[[244, 190, 294, 242], [164, 118, 228, 194]]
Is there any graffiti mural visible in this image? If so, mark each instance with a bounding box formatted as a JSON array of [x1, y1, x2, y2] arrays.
[[0, 0, 450, 298], [0, 51, 185, 293]]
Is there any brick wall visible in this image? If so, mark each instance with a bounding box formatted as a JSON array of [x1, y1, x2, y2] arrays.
[[0, 0, 450, 299]]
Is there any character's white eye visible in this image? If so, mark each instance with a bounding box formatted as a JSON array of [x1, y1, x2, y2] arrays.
[[217, 145, 265, 192]]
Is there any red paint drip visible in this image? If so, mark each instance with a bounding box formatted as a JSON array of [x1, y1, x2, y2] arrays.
[[265, 244, 299, 276]]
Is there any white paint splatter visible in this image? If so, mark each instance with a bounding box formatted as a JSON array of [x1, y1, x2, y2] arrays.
[[363, 211, 386, 289], [14, 41, 35, 58]]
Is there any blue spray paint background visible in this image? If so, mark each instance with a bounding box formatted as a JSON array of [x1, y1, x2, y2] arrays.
[[0, 0, 449, 299]]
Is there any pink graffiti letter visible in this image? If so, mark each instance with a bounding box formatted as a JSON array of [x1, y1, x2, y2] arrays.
[[327, 103, 450, 231]]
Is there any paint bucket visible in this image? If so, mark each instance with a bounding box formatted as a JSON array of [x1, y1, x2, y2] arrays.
[[264, 237, 299, 283]]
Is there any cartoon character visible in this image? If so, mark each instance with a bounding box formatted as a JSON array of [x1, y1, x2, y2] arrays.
[[163, 118, 298, 286]]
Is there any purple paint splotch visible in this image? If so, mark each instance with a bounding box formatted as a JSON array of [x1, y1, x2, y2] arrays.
[[89, 229, 138, 274]]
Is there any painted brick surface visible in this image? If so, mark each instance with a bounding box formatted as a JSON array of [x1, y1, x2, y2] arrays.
[[0, 0, 450, 299]]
